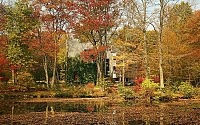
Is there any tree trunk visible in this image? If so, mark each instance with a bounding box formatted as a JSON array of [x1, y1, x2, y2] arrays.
[[143, 30, 150, 79], [51, 35, 58, 87], [159, 0, 165, 88], [51, 53, 57, 87], [44, 55, 49, 88], [142, 0, 150, 79], [122, 57, 125, 86], [11, 69, 15, 84], [96, 59, 101, 86], [65, 38, 69, 84]]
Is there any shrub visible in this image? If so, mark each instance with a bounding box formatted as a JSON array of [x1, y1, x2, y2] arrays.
[[193, 87, 200, 99], [55, 92, 73, 98], [118, 85, 135, 99], [142, 79, 159, 91], [141, 79, 159, 102], [178, 82, 195, 99], [157, 89, 180, 102]]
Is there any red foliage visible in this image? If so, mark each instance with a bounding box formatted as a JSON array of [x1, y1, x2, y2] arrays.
[[134, 77, 145, 85], [86, 82, 95, 89], [0, 54, 8, 73], [80, 49, 98, 62], [152, 75, 160, 83], [70, 0, 117, 41], [0, 76, 9, 83], [29, 31, 57, 57], [10, 65, 20, 70], [133, 77, 144, 92], [86, 105, 94, 112], [80, 46, 108, 62], [0, 35, 8, 50]]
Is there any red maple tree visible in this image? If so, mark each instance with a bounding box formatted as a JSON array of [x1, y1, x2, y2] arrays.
[[80, 46, 108, 63]]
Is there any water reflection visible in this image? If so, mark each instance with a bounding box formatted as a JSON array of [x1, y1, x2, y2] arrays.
[[0, 100, 199, 125], [44, 106, 48, 124], [11, 106, 14, 125], [6, 101, 109, 114]]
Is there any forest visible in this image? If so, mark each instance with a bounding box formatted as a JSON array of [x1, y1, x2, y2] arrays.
[[0, 0, 199, 99]]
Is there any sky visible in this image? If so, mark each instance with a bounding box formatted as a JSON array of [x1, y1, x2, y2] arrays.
[[179, 0, 200, 10]]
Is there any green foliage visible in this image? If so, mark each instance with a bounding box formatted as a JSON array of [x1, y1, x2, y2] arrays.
[[98, 79, 112, 91], [55, 85, 88, 98], [194, 87, 200, 99], [67, 57, 97, 84], [141, 79, 159, 102], [118, 84, 135, 99], [17, 72, 35, 86], [5, 0, 39, 67], [7, 43, 23, 63], [156, 88, 180, 102], [54, 84, 105, 98], [141, 79, 159, 91], [178, 82, 195, 98]]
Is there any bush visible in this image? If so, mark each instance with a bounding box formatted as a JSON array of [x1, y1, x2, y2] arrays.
[[118, 85, 135, 99], [54, 92, 73, 98], [141, 79, 159, 103], [157, 89, 180, 102], [194, 88, 200, 99], [178, 82, 195, 99], [142, 79, 159, 91]]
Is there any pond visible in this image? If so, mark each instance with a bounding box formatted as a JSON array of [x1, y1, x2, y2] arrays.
[[0, 98, 199, 125]]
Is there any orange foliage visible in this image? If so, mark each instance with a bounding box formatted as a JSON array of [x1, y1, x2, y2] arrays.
[[184, 10, 200, 58], [86, 82, 95, 89], [0, 54, 8, 72], [185, 10, 200, 44], [80, 46, 108, 62], [29, 31, 57, 57]]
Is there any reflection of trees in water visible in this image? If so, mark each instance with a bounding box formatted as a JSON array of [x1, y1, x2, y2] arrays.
[[44, 106, 48, 124], [2, 100, 200, 125], [45, 105, 55, 124], [11, 106, 14, 125], [159, 104, 164, 125]]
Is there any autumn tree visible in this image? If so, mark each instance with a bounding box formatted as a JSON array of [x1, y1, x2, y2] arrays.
[[0, 3, 8, 75], [122, 0, 157, 80], [0, 2, 6, 32], [184, 10, 200, 54], [181, 10, 200, 85], [5, 0, 39, 84], [32, 0, 71, 86], [113, 26, 143, 84], [29, 31, 56, 87], [71, 0, 119, 84], [162, 2, 193, 84]]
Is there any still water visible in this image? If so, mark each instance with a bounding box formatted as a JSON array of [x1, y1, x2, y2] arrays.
[[0, 99, 199, 125]]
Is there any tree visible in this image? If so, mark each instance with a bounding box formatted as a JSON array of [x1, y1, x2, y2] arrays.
[[29, 30, 56, 87], [184, 10, 200, 47], [80, 46, 108, 63], [113, 26, 143, 84], [71, 0, 119, 85], [122, 0, 156, 79], [167, 2, 192, 34], [67, 56, 97, 84], [32, 0, 70, 86], [162, 2, 193, 83], [0, 3, 8, 71], [181, 10, 200, 85], [6, 0, 39, 84], [0, 3, 6, 32]]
